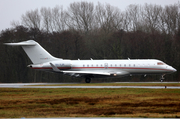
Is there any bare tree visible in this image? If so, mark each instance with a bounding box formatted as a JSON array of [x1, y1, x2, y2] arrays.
[[162, 4, 180, 35], [143, 4, 162, 33], [95, 2, 122, 34], [11, 20, 21, 28], [124, 4, 144, 32], [13, 1, 180, 35], [21, 9, 41, 30], [52, 5, 66, 32], [65, 1, 95, 33], [40, 7, 53, 32]]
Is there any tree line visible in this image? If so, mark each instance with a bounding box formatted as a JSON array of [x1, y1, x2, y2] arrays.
[[0, 1, 180, 82]]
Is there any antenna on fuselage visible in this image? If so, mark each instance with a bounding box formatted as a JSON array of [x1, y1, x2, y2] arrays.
[[128, 58, 130, 60], [90, 58, 93, 60]]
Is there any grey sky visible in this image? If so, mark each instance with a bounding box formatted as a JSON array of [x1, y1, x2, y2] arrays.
[[0, 0, 179, 31]]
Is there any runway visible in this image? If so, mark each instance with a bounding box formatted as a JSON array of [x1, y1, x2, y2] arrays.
[[0, 82, 180, 89]]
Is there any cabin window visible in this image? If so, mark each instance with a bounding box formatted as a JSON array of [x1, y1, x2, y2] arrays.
[[120, 64, 121, 67], [129, 64, 131, 67], [124, 64, 126, 67], [96, 64, 98, 67], [157, 62, 165, 65], [83, 64, 85, 67], [91, 64, 93, 67], [115, 64, 117, 67], [101, 64, 103, 67], [87, 64, 89, 67], [111, 64, 112, 67]]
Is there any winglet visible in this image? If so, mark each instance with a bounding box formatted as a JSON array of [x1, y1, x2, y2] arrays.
[[50, 63, 61, 72]]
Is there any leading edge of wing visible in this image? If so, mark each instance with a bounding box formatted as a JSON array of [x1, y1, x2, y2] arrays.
[[62, 70, 111, 76], [50, 62, 111, 75], [50, 63, 110, 75]]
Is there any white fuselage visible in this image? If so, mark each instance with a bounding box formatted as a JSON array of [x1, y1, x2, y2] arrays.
[[30, 59, 176, 78]]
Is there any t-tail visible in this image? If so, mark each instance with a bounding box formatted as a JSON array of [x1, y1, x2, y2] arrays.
[[4, 40, 60, 64]]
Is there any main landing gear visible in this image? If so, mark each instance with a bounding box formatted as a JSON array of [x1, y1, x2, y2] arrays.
[[160, 74, 165, 82], [85, 77, 91, 83]]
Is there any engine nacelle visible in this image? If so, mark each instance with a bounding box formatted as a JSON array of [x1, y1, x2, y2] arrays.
[[27, 64, 44, 69], [27, 60, 71, 70], [50, 60, 71, 70]]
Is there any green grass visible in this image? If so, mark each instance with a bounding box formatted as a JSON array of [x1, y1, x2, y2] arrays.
[[0, 88, 180, 118]]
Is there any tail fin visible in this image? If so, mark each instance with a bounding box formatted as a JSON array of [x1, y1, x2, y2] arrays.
[[4, 40, 60, 64]]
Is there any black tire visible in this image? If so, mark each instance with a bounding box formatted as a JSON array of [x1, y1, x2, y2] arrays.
[[160, 79, 164, 82], [85, 78, 91, 83]]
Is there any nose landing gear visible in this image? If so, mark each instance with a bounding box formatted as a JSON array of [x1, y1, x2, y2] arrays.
[[160, 74, 165, 82]]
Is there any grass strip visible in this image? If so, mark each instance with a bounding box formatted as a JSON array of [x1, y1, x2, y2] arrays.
[[0, 88, 180, 118]]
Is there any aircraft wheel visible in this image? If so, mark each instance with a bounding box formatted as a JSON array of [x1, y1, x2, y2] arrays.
[[85, 78, 91, 83], [160, 79, 164, 82]]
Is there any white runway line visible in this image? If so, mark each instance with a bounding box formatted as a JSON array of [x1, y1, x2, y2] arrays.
[[0, 83, 180, 89]]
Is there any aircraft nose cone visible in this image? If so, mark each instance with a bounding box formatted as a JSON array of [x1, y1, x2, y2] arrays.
[[172, 67, 177, 72], [173, 68, 177, 72]]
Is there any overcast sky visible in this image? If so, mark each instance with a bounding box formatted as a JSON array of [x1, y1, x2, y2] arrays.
[[0, 0, 179, 31]]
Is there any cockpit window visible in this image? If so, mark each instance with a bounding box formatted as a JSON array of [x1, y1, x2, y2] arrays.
[[157, 62, 165, 65]]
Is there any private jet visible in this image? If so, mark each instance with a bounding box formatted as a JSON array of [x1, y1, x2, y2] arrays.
[[4, 40, 176, 83]]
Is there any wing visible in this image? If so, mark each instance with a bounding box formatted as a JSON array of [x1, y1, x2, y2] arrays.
[[50, 63, 129, 78], [50, 63, 111, 77], [62, 70, 111, 77]]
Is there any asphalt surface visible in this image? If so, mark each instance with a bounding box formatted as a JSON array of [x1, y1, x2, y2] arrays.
[[0, 82, 179, 89]]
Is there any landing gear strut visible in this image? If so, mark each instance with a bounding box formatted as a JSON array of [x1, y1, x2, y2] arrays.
[[85, 78, 91, 83], [160, 74, 165, 82]]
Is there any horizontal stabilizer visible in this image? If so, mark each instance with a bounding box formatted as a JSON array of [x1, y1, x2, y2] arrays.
[[4, 40, 36, 46]]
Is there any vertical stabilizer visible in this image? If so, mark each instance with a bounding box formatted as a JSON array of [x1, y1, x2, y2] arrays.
[[4, 40, 60, 64]]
